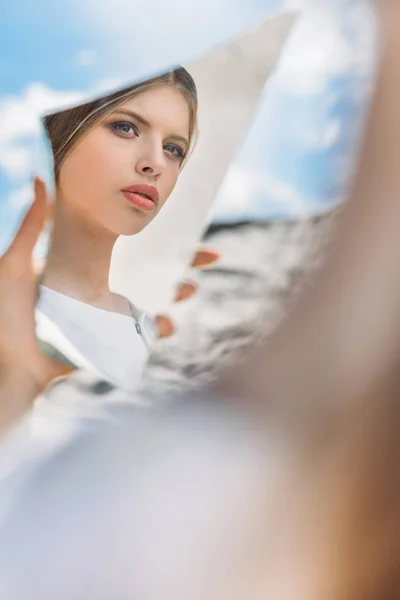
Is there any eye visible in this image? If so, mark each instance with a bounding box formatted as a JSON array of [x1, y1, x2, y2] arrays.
[[164, 143, 186, 161], [109, 120, 138, 137]]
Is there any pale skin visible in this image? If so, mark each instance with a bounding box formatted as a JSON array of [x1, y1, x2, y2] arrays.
[[0, 3, 400, 596], [41, 84, 219, 322]]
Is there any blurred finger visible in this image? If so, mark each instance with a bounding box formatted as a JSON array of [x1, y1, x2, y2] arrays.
[[6, 177, 48, 260], [174, 281, 198, 303], [190, 249, 220, 269], [155, 315, 176, 339], [46, 200, 55, 223]]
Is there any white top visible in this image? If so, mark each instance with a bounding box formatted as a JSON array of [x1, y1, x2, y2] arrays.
[[0, 288, 158, 480], [36, 286, 156, 393]]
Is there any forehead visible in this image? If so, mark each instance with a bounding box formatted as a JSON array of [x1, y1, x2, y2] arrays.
[[117, 85, 190, 136]]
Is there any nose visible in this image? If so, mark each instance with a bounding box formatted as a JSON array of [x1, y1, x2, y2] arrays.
[[135, 139, 166, 179]]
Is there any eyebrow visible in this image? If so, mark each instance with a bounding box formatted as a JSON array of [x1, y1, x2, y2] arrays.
[[112, 108, 189, 149]]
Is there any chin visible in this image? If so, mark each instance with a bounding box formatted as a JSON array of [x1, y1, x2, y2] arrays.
[[117, 219, 151, 237]]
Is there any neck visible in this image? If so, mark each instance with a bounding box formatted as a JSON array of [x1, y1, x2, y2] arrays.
[[42, 199, 118, 304]]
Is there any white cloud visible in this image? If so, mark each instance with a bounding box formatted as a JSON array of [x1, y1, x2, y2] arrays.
[[67, 0, 275, 76], [1, 184, 51, 258], [0, 75, 139, 184], [0, 1, 374, 227], [1, 147, 32, 178], [84, 78, 125, 101], [211, 166, 329, 222], [274, 0, 378, 96], [304, 118, 341, 150], [73, 0, 261, 38], [0, 83, 85, 180], [322, 120, 341, 147], [7, 183, 32, 210], [76, 49, 97, 67]]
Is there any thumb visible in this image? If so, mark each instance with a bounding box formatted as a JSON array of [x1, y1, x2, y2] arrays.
[[6, 177, 48, 260]]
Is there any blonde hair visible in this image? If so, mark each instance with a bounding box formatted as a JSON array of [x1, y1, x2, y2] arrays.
[[43, 67, 198, 177]]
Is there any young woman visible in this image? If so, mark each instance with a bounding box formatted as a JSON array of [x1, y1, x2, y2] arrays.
[[1, 1, 400, 597], [35, 67, 215, 391]]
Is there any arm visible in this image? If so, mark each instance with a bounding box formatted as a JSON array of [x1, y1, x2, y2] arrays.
[[216, 5, 400, 418]]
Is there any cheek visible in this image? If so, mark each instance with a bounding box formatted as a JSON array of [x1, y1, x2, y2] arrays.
[[59, 133, 123, 202], [159, 167, 179, 206]]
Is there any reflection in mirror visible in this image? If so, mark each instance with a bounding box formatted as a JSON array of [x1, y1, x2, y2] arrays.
[[36, 68, 198, 392], [31, 12, 297, 394], [138, 8, 375, 399], [141, 212, 335, 399]]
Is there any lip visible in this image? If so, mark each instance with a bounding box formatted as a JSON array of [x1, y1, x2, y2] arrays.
[[121, 184, 159, 204]]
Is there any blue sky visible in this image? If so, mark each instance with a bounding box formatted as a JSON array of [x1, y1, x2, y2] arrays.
[[0, 0, 377, 254]]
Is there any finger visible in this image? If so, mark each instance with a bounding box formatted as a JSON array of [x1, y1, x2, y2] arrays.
[[46, 196, 55, 223], [31, 352, 76, 393], [190, 249, 220, 269], [44, 187, 57, 225], [7, 177, 48, 259], [155, 315, 176, 339], [174, 281, 198, 303]]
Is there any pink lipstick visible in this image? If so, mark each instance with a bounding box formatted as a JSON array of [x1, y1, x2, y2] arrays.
[[121, 184, 159, 212]]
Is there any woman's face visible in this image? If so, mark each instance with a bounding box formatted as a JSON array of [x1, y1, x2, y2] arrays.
[[57, 85, 191, 236]]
